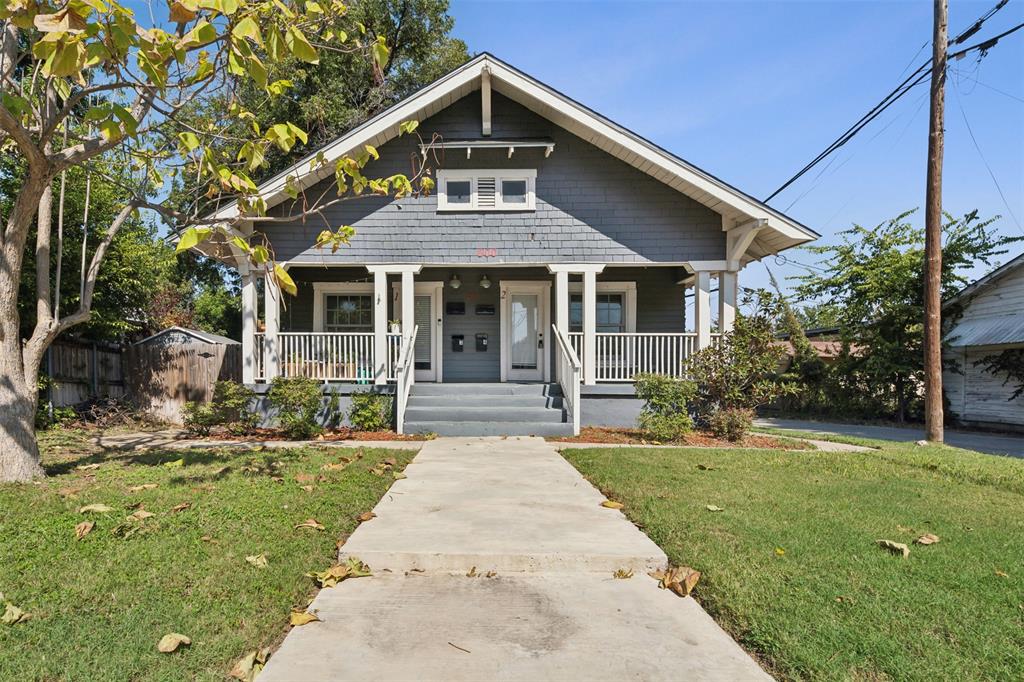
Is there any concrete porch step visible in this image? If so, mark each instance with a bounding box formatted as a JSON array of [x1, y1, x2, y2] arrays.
[[405, 406, 565, 424], [403, 421, 574, 437], [411, 382, 562, 397], [407, 394, 564, 409]]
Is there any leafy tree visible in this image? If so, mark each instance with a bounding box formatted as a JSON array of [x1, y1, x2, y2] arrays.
[[793, 210, 1019, 422], [0, 0, 433, 480]]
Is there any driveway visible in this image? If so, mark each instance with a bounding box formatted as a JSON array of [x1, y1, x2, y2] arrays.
[[756, 418, 1024, 458], [259, 437, 769, 681]]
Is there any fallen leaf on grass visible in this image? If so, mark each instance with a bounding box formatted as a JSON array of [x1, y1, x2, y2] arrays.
[[163, 458, 184, 468], [79, 503, 114, 514], [896, 524, 915, 533], [877, 539, 910, 558], [299, 485, 314, 492], [649, 566, 701, 597], [229, 648, 270, 681], [58, 486, 83, 498], [294, 518, 325, 531], [245, 553, 268, 569], [128, 484, 158, 492], [357, 511, 376, 522], [295, 473, 315, 483], [914, 533, 940, 546], [600, 500, 624, 510], [705, 505, 724, 512], [307, 558, 371, 587], [321, 462, 346, 471], [289, 610, 320, 626], [774, 547, 786, 556], [613, 568, 634, 579], [129, 510, 155, 521], [76, 463, 102, 471], [995, 569, 1009, 578], [171, 502, 191, 513], [74, 520, 95, 540], [2, 601, 30, 625], [696, 464, 717, 471], [393, 472, 407, 480], [157, 633, 191, 653]]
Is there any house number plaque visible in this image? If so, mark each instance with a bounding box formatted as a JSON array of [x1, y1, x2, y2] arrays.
[[475, 248, 497, 258]]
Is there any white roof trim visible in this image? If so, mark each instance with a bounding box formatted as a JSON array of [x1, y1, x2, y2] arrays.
[[207, 53, 817, 253]]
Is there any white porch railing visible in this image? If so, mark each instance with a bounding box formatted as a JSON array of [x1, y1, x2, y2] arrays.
[[395, 325, 418, 435], [253, 332, 402, 382], [568, 332, 722, 382], [552, 324, 581, 436]]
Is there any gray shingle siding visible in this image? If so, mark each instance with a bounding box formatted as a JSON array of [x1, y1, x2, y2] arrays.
[[263, 92, 724, 265]]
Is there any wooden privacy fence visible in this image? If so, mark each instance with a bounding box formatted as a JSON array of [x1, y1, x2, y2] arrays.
[[47, 342, 126, 407], [124, 342, 242, 423]]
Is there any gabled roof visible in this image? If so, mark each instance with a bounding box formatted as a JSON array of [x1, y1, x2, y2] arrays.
[[135, 326, 239, 346], [944, 252, 1024, 309], [211, 53, 817, 261]]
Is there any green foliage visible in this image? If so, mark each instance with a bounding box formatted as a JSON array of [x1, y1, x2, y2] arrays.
[[974, 349, 1024, 402], [705, 407, 755, 442], [634, 373, 695, 441], [267, 376, 323, 439], [686, 289, 795, 420], [181, 381, 257, 436], [348, 390, 393, 431], [793, 210, 1020, 421]]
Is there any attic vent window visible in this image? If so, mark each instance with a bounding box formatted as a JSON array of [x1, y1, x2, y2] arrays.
[[437, 169, 536, 211]]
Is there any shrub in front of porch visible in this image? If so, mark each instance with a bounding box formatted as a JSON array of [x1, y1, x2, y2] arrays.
[[181, 381, 258, 437], [267, 377, 324, 440], [634, 373, 696, 442], [348, 391, 393, 431], [686, 290, 796, 440]]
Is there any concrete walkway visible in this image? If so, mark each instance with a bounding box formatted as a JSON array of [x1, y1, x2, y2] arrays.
[[259, 437, 770, 681], [756, 418, 1024, 458]]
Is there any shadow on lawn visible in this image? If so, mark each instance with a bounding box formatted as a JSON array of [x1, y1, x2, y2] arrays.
[[44, 444, 308, 477]]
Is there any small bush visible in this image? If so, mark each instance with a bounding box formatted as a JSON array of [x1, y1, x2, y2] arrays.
[[181, 401, 218, 436], [634, 373, 695, 442], [706, 407, 755, 442], [348, 390, 393, 431], [268, 376, 323, 439], [211, 381, 258, 435]]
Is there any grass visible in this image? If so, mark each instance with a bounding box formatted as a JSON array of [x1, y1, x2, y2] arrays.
[[562, 438, 1024, 681], [751, 425, 881, 449], [0, 427, 415, 681]]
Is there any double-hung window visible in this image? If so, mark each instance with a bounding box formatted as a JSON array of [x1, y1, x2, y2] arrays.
[[568, 282, 637, 334], [437, 169, 536, 211], [312, 283, 374, 332]]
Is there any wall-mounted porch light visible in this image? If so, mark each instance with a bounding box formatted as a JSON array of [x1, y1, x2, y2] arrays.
[[449, 273, 462, 289], [479, 274, 492, 289]]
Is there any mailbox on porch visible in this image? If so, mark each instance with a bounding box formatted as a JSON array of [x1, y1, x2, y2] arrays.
[[475, 333, 488, 352], [451, 334, 464, 352]]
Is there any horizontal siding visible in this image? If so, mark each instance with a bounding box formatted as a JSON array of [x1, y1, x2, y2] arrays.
[[944, 347, 1024, 427], [263, 92, 724, 265], [952, 264, 1024, 324]]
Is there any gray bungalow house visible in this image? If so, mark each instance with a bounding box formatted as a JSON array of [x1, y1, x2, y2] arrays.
[[190, 53, 817, 435]]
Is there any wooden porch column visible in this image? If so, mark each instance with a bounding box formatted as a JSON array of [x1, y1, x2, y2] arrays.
[[372, 269, 388, 384], [240, 268, 256, 383], [263, 276, 281, 380], [582, 269, 597, 385], [719, 271, 737, 333], [694, 270, 711, 350]]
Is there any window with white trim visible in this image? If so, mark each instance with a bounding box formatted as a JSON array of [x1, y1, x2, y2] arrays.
[[568, 282, 637, 334], [312, 282, 374, 332], [437, 169, 536, 211]]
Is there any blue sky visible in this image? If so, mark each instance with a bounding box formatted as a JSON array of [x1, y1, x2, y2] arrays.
[[450, 0, 1024, 300]]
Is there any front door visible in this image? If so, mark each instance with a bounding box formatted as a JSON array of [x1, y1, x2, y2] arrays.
[[500, 281, 550, 382], [394, 282, 442, 381]]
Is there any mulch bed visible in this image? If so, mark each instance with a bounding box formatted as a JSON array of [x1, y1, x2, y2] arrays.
[[197, 427, 430, 442], [549, 426, 811, 450]]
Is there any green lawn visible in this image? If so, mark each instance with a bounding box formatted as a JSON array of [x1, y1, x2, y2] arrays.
[[563, 439, 1024, 681], [0, 428, 414, 681]]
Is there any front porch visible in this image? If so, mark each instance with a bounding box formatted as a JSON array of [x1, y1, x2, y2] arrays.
[[242, 262, 735, 434]]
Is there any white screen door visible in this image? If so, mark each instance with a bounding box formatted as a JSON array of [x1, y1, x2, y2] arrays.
[[394, 282, 441, 382], [501, 282, 550, 382]]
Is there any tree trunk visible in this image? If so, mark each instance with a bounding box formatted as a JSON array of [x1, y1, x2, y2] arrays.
[[0, 340, 45, 482]]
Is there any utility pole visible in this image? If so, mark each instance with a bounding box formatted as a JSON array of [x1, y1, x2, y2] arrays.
[[924, 0, 948, 443]]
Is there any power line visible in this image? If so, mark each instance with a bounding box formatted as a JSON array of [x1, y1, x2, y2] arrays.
[[764, 1, 1017, 203], [953, 66, 1024, 103], [952, 84, 1024, 234]]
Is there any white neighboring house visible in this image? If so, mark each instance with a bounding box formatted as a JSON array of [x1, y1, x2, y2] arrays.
[[943, 254, 1024, 431]]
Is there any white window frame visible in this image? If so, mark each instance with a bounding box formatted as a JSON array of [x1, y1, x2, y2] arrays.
[[568, 281, 637, 333], [437, 168, 537, 211], [312, 282, 375, 332]]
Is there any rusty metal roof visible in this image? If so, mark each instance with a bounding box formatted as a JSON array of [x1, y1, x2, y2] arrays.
[[945, 315, 1024, 348]]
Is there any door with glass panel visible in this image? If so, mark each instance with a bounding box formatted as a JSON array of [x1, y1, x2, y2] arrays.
[[501, 282, 550, 382], [394, 282, 442, 382]]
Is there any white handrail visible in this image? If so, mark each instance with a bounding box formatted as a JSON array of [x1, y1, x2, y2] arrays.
[[552, 324, 581, 436], [395, 325, 418, 435]]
